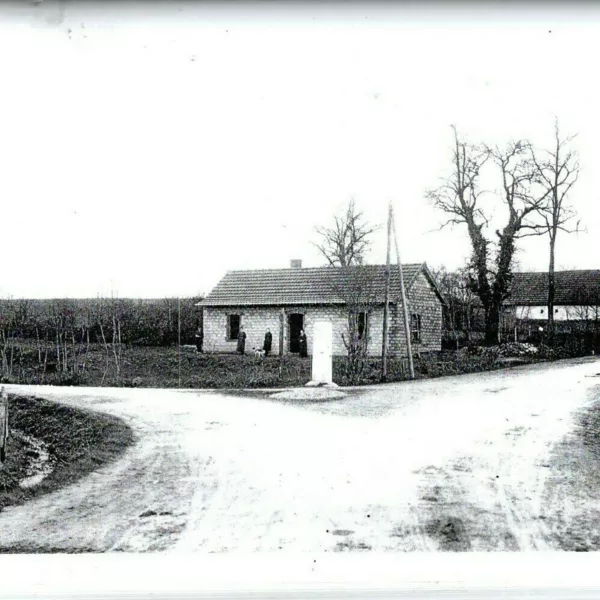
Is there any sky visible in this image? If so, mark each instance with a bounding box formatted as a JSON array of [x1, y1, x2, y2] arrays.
[[0, 0, 598, 298]]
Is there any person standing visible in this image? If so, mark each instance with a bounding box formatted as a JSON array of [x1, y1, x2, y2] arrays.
[[299, 329, 308, 358], [237, 326, 247, 355], [195, 326, 203, 353], [263, 330, 273, 356]]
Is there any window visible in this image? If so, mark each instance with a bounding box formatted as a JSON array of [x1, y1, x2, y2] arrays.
[[411, 313, 422, 343], [357, 312, 368, 340], [228, 314, 240, 340], [349, 311, 368, 341]]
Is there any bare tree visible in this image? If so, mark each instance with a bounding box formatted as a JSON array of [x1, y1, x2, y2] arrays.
[[314, 199, 379, 266], [333, 265, 378, 384], [530, 119, 581, 336], [427, 127, 549, 344], [426, 127, 492, 338], [111, 297, 123, 385], [0, 298, 16, 380], [431, 265, 476, 348], [314, 201, 379, 380], [484, 140, 552, 341]]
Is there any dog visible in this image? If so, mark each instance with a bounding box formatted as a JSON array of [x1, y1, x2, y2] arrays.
[[252, 347, 266, 359]]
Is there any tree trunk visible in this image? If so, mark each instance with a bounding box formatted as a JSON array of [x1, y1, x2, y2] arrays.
[[36, 326, 41, 366], [43, 329, 48, 373], [485, 301, 502, 345], [547, 230, 556, 340], [56, 328, 61, 373], [99, 321, 109, 385], [594, 308, 599, 354]]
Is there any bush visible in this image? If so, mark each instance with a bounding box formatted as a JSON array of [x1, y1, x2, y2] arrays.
[[497, 342, 538, 358], [51, 372, 85, 386]]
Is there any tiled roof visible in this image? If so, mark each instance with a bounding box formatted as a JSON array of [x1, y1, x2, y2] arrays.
[[200, 264, 439, 307], [508, 270, 600, 305]]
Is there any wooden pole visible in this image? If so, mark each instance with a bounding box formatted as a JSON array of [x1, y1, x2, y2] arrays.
[[279, 308, 285, 356], [391, 207, 415, 379], [381, 202, 392, 382]]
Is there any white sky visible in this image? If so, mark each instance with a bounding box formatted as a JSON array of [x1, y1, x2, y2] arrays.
[[0, 1, 598, 298]]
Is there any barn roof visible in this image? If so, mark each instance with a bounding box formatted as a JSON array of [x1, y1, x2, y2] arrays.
[[508, 270, 600, 305], [199, 263, 444, 307]]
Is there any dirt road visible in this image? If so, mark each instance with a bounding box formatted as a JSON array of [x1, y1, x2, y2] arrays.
[[1, 357, 599, 552]]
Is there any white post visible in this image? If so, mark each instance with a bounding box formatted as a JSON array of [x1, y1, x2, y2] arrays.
[[306, 321, 335, 386]]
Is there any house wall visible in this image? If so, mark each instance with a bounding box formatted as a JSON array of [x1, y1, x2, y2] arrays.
[[203, 305, 351, 356], [202, 271, 443, 356], [203, 306, 282, 354], [515, 305, 600, 322], [393, 270, 444, 355]]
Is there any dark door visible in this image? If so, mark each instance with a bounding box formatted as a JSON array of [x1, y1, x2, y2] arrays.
[[288, 313, 304, 353]]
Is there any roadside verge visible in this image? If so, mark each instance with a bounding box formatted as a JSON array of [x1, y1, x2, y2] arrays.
[[0, 393, 135, 514]]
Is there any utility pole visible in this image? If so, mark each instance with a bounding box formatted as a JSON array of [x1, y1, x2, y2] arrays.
[[381, 202, 392, 382], [391, 207, 415, 379]]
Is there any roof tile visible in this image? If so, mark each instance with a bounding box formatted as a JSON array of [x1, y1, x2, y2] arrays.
[[200, 264, 429, 307], [509, 270, 600, 305]]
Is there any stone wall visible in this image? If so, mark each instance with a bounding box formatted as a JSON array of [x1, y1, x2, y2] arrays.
[[202, 271, 443, 356]]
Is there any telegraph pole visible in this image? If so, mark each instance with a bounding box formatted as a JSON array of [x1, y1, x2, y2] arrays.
[[391, 207, 415, 379], [381, 202, 392, 382]]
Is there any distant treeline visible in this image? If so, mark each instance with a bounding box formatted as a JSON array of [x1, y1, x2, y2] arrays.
[[0, 297, 203, 347]]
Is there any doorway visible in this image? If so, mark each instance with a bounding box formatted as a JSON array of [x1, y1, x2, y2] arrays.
[[288, 313, 304, 353]]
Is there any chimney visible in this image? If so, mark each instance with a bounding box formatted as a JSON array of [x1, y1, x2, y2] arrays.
[[290, 259, 302, 269]]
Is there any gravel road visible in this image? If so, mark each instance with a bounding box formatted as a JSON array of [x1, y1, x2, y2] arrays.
[[1, 357, 599, 552]]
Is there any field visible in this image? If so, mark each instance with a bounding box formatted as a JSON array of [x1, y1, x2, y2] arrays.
[[0, 339, 549, 388], [0, 297, 595, 389]]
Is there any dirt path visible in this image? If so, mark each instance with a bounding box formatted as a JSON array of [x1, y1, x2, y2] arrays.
[[1, 357, 599, 552]]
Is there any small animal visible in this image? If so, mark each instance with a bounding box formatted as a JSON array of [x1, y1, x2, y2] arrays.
[[253, 347, 266, 359]]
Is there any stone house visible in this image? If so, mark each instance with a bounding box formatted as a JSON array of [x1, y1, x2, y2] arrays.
[[198, 261, 445, 357]]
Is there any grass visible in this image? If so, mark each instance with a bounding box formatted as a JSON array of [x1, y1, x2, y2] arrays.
[[0, 340, 551, 389], [538, 383, 600, 552], [0, 393, 135, 512]]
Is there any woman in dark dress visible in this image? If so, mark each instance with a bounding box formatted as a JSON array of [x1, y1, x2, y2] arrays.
[[263, 330, 273, 356], [195, 327, 203, 353], [299, 329, 308, 358], [237, 326, 247, 355]]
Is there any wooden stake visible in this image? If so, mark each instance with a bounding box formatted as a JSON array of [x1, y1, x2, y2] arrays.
[[381, 202, 392, 382], [391, 207, 415, 379]]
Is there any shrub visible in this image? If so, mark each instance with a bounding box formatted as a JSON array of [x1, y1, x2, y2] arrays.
[[497, 342, 538, 358]]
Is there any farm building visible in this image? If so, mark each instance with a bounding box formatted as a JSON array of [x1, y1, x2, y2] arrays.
[[470, 270, 600, 337], [198, 261, 445, 357], [507, 270, 600, 324]]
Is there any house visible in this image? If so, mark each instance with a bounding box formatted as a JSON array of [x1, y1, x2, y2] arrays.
[[507, 270, 600, 325], [198, 261, 445, 357]]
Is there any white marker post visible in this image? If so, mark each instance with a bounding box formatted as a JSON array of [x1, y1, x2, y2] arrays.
[[306, 321, 335, 387]]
